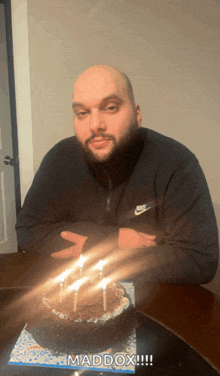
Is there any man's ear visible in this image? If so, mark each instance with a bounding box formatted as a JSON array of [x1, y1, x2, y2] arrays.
[[135, 104, 142, 128]]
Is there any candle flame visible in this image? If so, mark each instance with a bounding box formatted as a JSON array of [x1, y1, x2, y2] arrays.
[[97, 260, 105, 271], [99, 277, 108, 291], [78, 255, 86, 268], [55, 269, 71, 283], [68, 277, 88, 292]]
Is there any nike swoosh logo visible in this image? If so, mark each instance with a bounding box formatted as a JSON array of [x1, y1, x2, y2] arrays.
[[134, 206, 153, 216]]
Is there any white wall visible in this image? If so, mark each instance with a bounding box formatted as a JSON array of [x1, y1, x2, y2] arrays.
[[26, 0, 220, 201]]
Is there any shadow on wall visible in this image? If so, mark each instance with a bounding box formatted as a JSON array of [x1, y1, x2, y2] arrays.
[[202, 203, 220, 296]]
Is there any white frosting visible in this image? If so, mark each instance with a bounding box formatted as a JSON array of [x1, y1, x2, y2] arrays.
[[90, 296, 130, 324], [42, 297, 68, 320]]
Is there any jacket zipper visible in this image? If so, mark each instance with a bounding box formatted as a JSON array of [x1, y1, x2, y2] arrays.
[[107, 176, 112, 212]]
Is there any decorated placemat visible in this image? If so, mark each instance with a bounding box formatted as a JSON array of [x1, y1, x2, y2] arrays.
[[8, 282, 136, 373]]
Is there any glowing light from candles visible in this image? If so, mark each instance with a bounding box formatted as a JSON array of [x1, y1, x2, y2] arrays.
[[55, 269, 72, 303], [97, 260, 104, 280], [68, 277, 88, 292], [98, 260, 104, 272], [78, 255, 86, 278], [68, 277, 88, 312], [99, 277, 108, 291], [55, 269, 72, 284]]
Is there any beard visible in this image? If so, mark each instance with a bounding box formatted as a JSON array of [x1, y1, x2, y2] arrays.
[[77, 119, 140, 169]]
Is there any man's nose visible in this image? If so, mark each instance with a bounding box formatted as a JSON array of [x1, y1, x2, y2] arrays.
[[89, 112, 107, 134]]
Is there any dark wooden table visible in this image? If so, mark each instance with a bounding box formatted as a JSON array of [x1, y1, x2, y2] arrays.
[[1, 253, 220, 375]]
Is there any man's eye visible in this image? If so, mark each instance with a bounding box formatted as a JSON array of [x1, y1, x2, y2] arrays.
[[105, 105, 119, 113], [77, 111, 88, 119]]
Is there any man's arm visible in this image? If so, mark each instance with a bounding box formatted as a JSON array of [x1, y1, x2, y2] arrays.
[[57, 220, 218, 286], [15, 139, 118, 255], [56, 159, 217, 285], [99, 160, 219, 285]]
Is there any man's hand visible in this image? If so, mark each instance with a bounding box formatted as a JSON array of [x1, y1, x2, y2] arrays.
[[118, 228, 156, 249], [51, 231, 88, 259]]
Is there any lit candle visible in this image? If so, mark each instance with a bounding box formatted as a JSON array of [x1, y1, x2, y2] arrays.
[[103, 290, 107, 312], [56, 269, 71, 303], [101, 278, 107, 311], [73, 290, 78, 312], [68, 277, 88, 312], [79, 255, 85, 278]]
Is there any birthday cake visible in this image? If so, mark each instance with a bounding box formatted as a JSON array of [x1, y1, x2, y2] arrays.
[[26, 275, 136, 354]]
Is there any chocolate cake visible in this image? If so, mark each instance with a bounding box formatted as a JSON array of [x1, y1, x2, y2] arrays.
[[26, 276, 136, 354]]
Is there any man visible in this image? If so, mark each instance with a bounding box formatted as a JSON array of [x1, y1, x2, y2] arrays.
[[16, 64, 219, 285]]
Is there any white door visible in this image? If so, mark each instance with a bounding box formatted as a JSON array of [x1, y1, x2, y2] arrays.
[[0, 3, 17, 253]]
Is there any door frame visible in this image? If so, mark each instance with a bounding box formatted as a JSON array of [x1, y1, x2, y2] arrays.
[[1, 0, 34, 210], [1, 0, 20, 214]]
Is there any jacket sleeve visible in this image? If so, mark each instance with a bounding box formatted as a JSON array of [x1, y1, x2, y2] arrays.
[[149, 158, 219, 285], [15, 143, 118, 254], [85, 159, 219, 286]]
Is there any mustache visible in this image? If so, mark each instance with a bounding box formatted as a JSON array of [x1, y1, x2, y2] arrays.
[[85, 134, 116, 145]]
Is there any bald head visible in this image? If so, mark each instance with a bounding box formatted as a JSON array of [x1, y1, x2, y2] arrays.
[[72, 64, 141, 163], [72, 65, 135, 108]]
